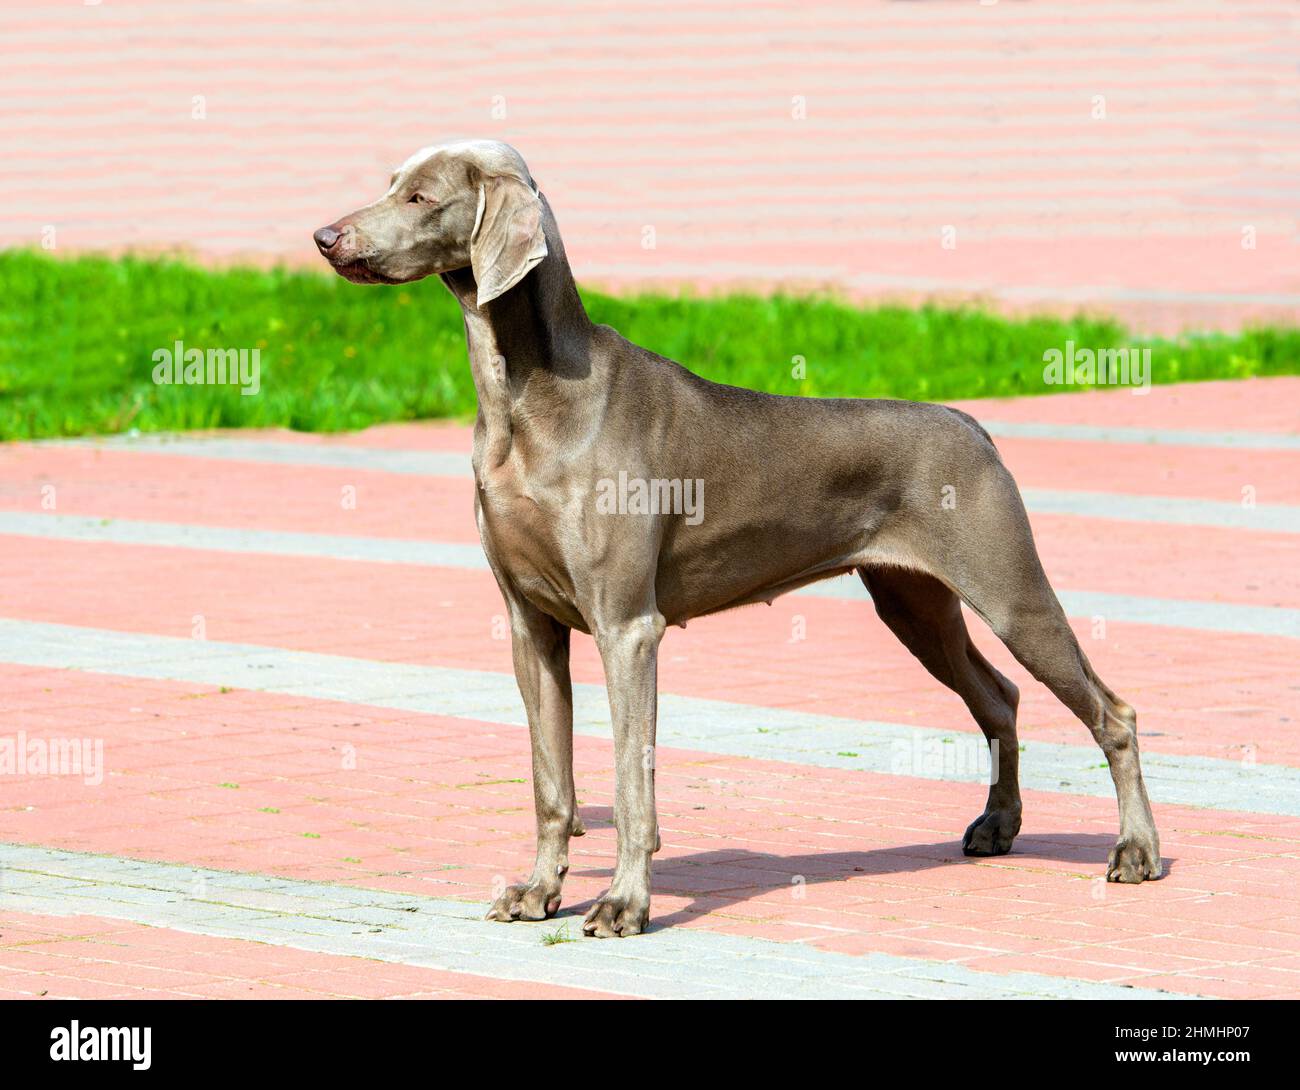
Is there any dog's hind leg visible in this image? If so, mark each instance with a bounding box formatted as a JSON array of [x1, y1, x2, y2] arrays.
[[861, 567, 1023, 855], [990, 600, 1161, 883], [910, 466, 1161, 882]]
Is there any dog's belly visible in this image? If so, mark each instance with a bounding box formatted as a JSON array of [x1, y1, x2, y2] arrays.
[[648, 474, 899, 623], [655, 545, 866, 623]]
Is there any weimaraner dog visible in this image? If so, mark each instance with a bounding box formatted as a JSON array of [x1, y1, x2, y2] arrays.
[[315, 139, 1161, 937]]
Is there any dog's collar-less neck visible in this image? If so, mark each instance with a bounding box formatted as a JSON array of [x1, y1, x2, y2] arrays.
[[441, 197, 597, 463], [442, 198, 592, 379]]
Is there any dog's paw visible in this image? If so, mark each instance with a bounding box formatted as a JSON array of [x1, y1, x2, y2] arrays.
[[1106, 835, 1162, 883], [961, 808, 1021, 856], [582, 893, 649, 938], [485, 882, 561, 922]]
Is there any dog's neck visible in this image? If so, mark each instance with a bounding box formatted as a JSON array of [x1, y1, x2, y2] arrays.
[[440, 197, 596, 467]]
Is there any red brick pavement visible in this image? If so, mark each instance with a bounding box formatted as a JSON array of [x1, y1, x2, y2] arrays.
[[1, 378, 1298, 998]]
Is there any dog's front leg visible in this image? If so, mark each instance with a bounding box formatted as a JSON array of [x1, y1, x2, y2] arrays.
[[485, 601, 580, 923], [583, 614, 665, 937]]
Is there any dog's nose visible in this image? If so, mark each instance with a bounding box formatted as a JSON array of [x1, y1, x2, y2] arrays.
[[313, 226, 341, 252]]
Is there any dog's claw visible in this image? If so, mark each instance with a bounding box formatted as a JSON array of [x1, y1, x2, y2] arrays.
[[486, 882, 561, 922], [961, 808, 1020, 856], [582, 894, 649, 938], [1106, 836, 1162, 883]]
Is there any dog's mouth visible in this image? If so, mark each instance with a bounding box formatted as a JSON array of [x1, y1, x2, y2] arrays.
[[330, 259, 406, 286]]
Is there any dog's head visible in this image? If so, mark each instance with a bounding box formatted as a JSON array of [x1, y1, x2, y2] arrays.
[[313, 139, 547, 305]]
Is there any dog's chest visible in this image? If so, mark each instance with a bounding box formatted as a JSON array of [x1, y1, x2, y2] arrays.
[[474, 462, 586, 626]]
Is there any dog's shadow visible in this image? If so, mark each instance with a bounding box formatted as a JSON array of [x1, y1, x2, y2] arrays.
[[564, 823, 1172, 931]]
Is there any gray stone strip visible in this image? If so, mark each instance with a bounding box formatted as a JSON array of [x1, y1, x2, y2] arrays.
[[0, 512, 490, 571], [41, 433, 1300, 532], [1021, 488, 1300, 535], [800, 576, 1300, 641], [2, 512, 1296, 639], [981, 419, 1300, 451], [45, 434, 475, 477], [1052, 590, 1300, 641], [0, 618, 1294, 817], [0, 843, 1192, 1000]]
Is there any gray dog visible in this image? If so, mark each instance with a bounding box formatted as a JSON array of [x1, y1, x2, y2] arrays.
[[315, 140, 1161, 938]]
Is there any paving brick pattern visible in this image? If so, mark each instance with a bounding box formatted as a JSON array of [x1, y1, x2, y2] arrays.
[[1, 379, 1298, 998]]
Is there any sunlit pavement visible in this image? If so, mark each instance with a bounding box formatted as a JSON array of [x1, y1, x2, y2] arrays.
[[1, 377, 1297, 998]]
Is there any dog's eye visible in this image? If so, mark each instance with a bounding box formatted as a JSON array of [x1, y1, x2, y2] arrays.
[[408, 193, 430, 205]]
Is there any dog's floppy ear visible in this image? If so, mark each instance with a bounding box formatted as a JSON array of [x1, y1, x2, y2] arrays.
[[470, 175, 548, 306]]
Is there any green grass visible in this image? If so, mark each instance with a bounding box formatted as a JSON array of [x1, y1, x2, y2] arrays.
[[2, 249, 1296, 440], [540, 923, 576, 946]]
